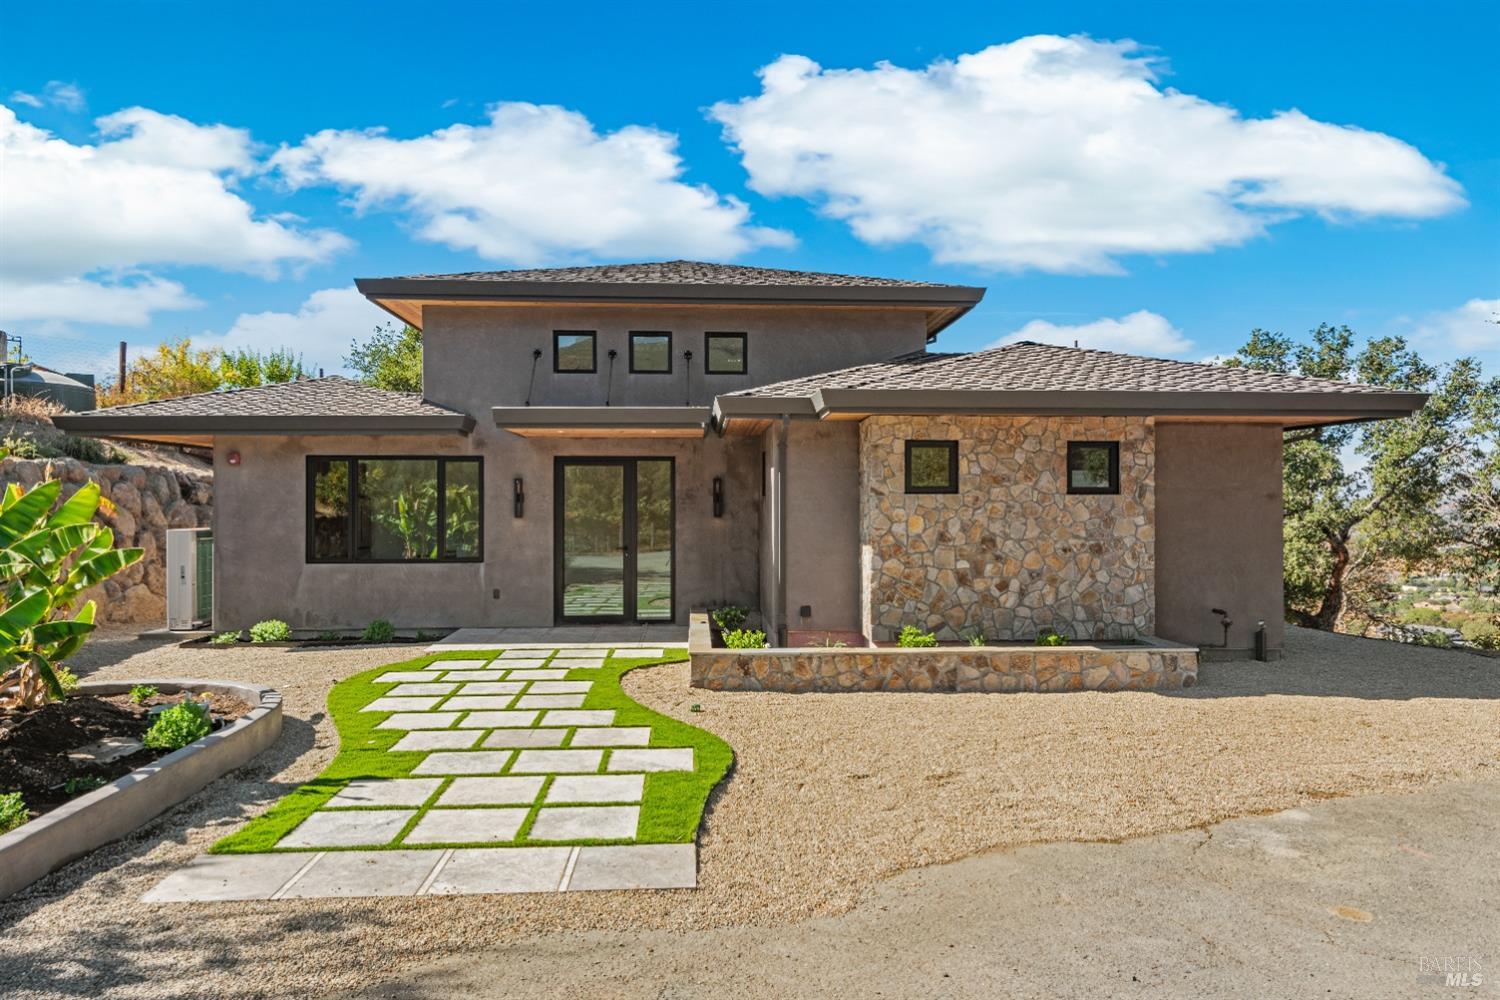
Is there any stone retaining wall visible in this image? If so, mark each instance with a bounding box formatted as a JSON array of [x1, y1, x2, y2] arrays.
[[689, 615, 1196, 693], [0, 457, 213, 624]]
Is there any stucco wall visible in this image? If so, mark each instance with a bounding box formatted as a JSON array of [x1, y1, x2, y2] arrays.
[[785, 421, 861, 632], [860, 415, 1155, 642], [1154, 422, 1285, 656]]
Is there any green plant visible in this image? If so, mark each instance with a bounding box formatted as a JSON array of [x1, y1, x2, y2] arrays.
[[966, 631, 987, 647], [0, 434, 61, 460], [361, 618, 395, 643], [60, 436, 126, 464], [54, 665, 79, 697], [143, 699, 212, 750], [711, 605, 747, 631], [1411, 629, 1452, 648], [722, 628, 767, 649], [1460, 618, 1500, 650], [0, 791, 27, 833], [897, 625, 938, 648], [689, 703, 703, 713], [63, 775, 106, 795], [315, 630, 342, 642], [1035, 629, 1069, 647], [210, 630, 241, 646], [248, 619, 291, 643], [0, 468, 143, 711], [129, 684, 158, 704]]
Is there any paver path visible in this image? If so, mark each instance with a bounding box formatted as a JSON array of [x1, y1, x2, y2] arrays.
[[144, 648, 726, 901]]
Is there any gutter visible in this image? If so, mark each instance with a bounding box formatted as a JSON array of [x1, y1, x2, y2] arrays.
[[52, 413, 476, 436]]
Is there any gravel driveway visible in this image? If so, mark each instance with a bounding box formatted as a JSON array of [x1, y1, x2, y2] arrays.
[[1, 627, 1495, 999]]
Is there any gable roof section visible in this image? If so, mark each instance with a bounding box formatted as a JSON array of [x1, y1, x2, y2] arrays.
[[52, 376, 474, 446], [715, 342, 1428, 427], [356, 260, 985, 337]]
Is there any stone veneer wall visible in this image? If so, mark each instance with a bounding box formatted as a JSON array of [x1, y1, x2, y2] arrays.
[[0, 457, 213, 624], [860, 415, 1155, 643]]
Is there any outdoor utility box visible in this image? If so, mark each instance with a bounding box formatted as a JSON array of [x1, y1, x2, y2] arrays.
[[166, 527, 213, 630]]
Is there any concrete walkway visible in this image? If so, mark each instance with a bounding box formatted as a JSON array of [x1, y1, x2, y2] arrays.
[[334, 777, 1500, 999], [145, 647, 698, 901]]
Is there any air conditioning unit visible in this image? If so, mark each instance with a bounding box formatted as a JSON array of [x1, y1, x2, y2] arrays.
[[166, 527, 213, 630]]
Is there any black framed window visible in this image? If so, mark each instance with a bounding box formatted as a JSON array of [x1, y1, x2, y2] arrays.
[[554, 331, 597, 373], [629, 331, 672, 373], [904, 440, 959, 494], [705, 332, 747, 374], [1067, 441, 1120, 495], [307, 456, 483, 563]]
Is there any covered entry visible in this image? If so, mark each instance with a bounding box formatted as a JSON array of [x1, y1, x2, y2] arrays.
[[554, 458, 674, 623]]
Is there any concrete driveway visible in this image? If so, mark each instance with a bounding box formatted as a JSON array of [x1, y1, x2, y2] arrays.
[[338, 776, 1498, 999]]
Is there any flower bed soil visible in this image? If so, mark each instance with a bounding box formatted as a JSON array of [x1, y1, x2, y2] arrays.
[[0, 692, 249, 821], [182, 634, 447, 650]]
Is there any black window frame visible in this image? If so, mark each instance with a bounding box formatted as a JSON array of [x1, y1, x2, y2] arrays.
[[904, 440, 959, 494], [704, 332, 748, 375], [553, 330, 598, 373], [628, 331, 673, 374], [1066, 441, 1120, 495], [305, 455, 485, 564]]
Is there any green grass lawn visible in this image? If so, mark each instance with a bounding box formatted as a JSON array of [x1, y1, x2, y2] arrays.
[[210, 649, 732, 854]]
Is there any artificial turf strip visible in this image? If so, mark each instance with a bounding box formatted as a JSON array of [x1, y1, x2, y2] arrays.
[[208, 649, 729, 854]]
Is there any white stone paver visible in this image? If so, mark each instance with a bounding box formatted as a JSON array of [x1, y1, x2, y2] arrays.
[[527, 681, 594, 694], [482, 729, 567, 749], [376, 712, 464, 731], [569, 726, 651, 747], [565, 844, 695, 891], [541, 709, 615, 727], [426, 847, 572, 894], [280, 809, 414, 848], [510, 749, 604, 773], [510, 669, 570, 680], [499, 649, 553, 658], [411, 751, 513, 775], [434, 658, 494, 668], [375, 671, 440, 684], [494, 660, 550, 669], [363, 695, 443, 713], [279, 850, 443, 898], [608, 748, 695, 772], [328, 778, 443, 807], [386, 682, 459, 697], [545, 774, 644, 804], [440, 670, 505, 682], [457, 710, 540, 728], [390, 729, 484, 752], [405, 808, 528, 844], [550, 648, 612, 658], [436, 776, 546, 806], [443, 695, 518, 710], [514, 694, 586, 709], [529, 806, 640, 840], [546, 657, 605, 669], [457, 681, 527, 695], [142, 853, 315, 902]]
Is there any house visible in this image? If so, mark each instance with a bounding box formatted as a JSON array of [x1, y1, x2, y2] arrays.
[[55, 261, 1426, 658]]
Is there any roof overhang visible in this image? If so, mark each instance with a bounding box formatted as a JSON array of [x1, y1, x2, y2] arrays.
[[356, 277, 985, 338], [52, 412, 475, 448], [494, 406, 711, 438]]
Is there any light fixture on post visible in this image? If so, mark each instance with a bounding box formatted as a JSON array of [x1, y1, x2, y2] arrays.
[[712, 476, 724, 517], [513, 477, 524, 518]]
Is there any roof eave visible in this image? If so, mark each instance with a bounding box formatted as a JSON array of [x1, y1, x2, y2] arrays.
[[493, 406, 710, 438], [52, 413, 476, 440]]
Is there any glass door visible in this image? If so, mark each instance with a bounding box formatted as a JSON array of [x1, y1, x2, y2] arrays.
[[555, 458, 674, 623]]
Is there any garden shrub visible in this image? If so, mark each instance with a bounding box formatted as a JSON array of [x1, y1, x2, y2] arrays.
[[64, 776, 106, 795], [129, 684, 158, 704], [1412, 629, 1452, 648], [966, 631, 987, 647], [0, 792, 27, 833], [711, 606, 747, 631], [143, 699, 212, 750], [54, 665, 79, 696], [1460, 618, 1500, 650], [361, 618, 395, 643], [1035, 629, 1069, 647], [61, 436, 126, 464], [722, 628, 767, 649], [210, 630, 241, 646], [248, 619, 291, 643], [897, 625, 937, 648]]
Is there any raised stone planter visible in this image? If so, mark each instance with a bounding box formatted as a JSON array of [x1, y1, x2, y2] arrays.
[[688, 613, 1197, 693], [0, 678, 281, 900]]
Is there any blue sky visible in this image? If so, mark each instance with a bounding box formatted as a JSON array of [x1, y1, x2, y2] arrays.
[[2, 0, 1496, 378]]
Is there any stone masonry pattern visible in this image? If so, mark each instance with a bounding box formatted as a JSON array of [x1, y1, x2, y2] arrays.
[[860, 415, 1155, 642]]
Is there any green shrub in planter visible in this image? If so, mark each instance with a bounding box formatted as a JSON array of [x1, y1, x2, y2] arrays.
[[143, 699, 212, 750], [248, 620, 291, 643], [722, 628, 767, 649], [210, 631, 241, 646], [711, 606, 747, 631], [1035, 629, 1069, 647], [362, 618, 395, 643], [0, 791, 27, 833], [897, 625, 937, 648], [966, 631, 987, 647], [129, 684, 158, 704]]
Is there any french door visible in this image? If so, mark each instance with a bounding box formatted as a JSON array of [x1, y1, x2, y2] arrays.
[[554, 458, 674, 623]]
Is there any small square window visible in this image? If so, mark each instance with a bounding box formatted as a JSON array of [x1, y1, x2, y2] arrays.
[[1067, 441, 1120, 494], [904, 440, 958, 494], [629, 332, 672, 373], [554, 331, 596, 373], [705, 332, 747, 374]]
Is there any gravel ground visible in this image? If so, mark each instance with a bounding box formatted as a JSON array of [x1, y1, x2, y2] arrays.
[[1, 627, 1496, 999]]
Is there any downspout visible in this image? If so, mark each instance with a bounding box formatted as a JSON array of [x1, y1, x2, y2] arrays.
[[776, 413, 789, 647]]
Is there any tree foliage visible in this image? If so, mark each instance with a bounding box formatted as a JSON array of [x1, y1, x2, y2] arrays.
[[345, 324, 423, 393], [100, 339, 309, 405], [1228, 324, 1499, 631]]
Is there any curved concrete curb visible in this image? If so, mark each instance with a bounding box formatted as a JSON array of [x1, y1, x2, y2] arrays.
[[0, 678, 283, 900]]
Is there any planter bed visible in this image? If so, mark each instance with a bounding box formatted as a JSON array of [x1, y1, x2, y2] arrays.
[[689, 612, 1198, 693], [0, 678, 282, 899], [181, 630, 451, 650]]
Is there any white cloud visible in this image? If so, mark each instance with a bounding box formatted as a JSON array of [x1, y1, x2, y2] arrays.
[[993, 310, 1193, 356], [710, 37, 1466, 274], [8, 80, 85, 112], [8, 91, 43, 108], [0, 103, 349, 326], [1409, 297, 1500, 361], [272, 101, 793, 264], [193, 287, 393, 375]]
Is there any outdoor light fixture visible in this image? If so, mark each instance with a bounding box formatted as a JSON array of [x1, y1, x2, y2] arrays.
[[226, 451, 241, 466], [513, 477, 524, 518], [712, 476, 724, 517]]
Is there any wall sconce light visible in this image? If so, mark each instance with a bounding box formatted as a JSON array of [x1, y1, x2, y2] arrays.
[[712, 476, 724, 517], [226, 450, 241, 466], [513, 477, 524, 518]]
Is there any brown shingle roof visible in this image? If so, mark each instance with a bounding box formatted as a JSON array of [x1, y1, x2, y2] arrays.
[[728, 342, 1403, 398], [73, 376, 464, 418], [374, 260, 957, 289]]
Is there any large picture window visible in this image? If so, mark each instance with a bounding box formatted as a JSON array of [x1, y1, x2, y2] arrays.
[[307, 457, 482, 563]]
